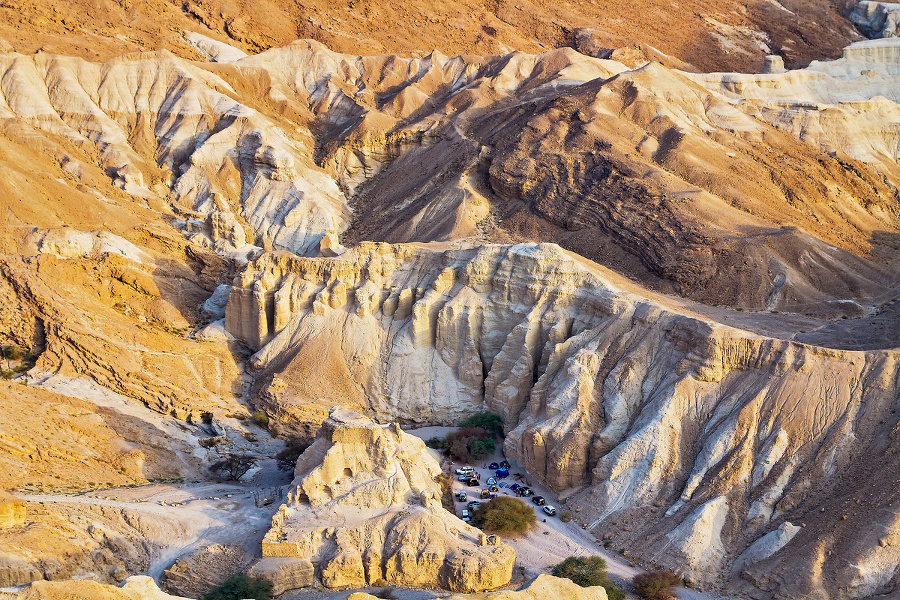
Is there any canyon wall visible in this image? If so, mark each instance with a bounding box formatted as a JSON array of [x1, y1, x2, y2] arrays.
[[225, 241, 900, 598]]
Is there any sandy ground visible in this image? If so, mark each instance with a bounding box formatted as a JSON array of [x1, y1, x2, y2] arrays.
[[16, 461, 287, 579]]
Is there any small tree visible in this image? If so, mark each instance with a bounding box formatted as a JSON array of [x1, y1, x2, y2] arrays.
[[472, 496, 536, 534], [276, 438, 311, 471], [633, 571, 682, 600], [210, 454, 257, 481], [552, 556, 625, 600], [203, 574, 273, 600]]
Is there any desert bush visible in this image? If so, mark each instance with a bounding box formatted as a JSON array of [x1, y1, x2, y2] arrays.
[[552, 556, 625, 600], [250, 410, 269, 428], [203, 574, 272, 600], [209, 454, 257, 481], [444, 427, 495, 462], [459, 412, 504, 437], [560, 509, 572, 523], [425, 436, 446, 449], [633, 571, 682, 600], [472, 496, 536, 534], [276, 438, 312, 471]]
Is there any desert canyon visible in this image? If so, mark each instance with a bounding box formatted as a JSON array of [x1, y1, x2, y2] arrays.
[[2, 0, 900, 599]]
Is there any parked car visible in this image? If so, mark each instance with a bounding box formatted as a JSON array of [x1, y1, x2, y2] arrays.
[[455, 466, 474, 475], [467, 501, 482, 510], [543, 505, 557, 516], [489, 462, 500, 470], [467, 477, 480, 487], [519, 487, 534, 497], [461, 509, 471, 522], [456, 491, 467, 502], [532, 496, 545, 506]]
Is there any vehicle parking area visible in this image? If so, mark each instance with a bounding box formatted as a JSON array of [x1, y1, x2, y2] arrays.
[[407, 426, 638, 582]]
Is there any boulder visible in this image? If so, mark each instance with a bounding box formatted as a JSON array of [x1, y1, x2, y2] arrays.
[[248, 558, 315, 596], [0, 491, 26, 528]]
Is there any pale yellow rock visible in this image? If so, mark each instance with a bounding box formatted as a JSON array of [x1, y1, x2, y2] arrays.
[[260, 408, 515, 593], [11, 576, 192, 600], [0, 491, 25, 528], [248, 558, 315, 596]]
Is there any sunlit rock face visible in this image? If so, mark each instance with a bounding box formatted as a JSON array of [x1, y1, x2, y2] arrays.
[[257, 408, 514, 593]]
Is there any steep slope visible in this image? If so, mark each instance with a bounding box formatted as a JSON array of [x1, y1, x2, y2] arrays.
[[223, 241, 900, 598], [1, 40, 897, 313], [0, 0, 864, 73]]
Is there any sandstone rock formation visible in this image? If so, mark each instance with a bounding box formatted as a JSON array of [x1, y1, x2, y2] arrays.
[[257, 408, 514, 592], [6, 574, 604, 600], [224, 238, 900, 598], [0, 40, 896, 315], [8, 576, 191, 600], [0, 491, 25, 528], [345, 574, 609, 600], [852, 1, 900, 39]]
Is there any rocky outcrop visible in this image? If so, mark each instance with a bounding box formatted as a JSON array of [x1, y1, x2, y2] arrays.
[[3, 574, 603, 600], [851, 1, 900, 38], [1, 41, 897, 311], [0, 492, 25, 528], [345, 574, 608, 600], [257, 408, 514, 593], [8, 576, 191, 600]]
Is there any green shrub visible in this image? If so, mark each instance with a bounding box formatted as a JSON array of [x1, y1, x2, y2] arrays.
[[276, 438, 312, 471], [203, 574, 273, 600], [560, 510, 572, 523], [459, 412, 504, 437], [469, 438, 496, 459], [472, 496, 536, 534], [250, 410, 269, 428], [425, 436, 447, 449], [552, 556, 625, 600], [633, 571, 682, 600], [444, 427, 494, 462]]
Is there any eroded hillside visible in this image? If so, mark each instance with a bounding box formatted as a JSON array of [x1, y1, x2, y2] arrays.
[[1, 5, 900, 600]]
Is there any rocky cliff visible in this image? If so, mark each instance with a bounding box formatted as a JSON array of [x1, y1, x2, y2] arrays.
[[225, 240, 900, 598], [256, 408, 514, 593], [0, 17, 899, 600]]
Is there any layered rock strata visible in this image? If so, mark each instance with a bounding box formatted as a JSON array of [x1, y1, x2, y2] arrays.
[[227, 241, 900, 598], [0, 41, 897, 311], [257, 408, 514, 592]]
